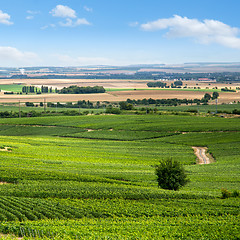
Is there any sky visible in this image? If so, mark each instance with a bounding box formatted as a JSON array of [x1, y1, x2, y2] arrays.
[[0, 0, 240, 67]]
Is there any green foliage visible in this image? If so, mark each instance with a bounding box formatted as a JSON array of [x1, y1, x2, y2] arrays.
[[105, 107, 121, 114], [127, 97, 201, 106], [221, 188, 231, 199], [0, 114, 238, 239], [59, 85, 105, 94], [212, 91, 219, 99], [25, 102, 34, 107], [1, 214, 239, 240], [221, 87, 236, 92], [221, 189, 240, 199], [232, 190, 240, 198], [119, 101, 133, 110], [173, 80, 183, 86], [203, 93, 212, 101], [147, 81, 167, 88], [155, 158, 189, 191]]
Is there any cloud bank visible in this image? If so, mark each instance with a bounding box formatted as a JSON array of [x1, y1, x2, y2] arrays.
[[141, 15, 240, 49], [55, 54, 111, 66], [0, 46, 39, 66], [0, 10, 13, 25]]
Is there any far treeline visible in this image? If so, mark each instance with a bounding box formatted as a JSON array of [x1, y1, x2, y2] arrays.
[[12, 85, 105, 95], [147, 80, 183, 88], [59, 85, 105, 94], [7, 71, 240, 82], [147, 81, 238, 92]]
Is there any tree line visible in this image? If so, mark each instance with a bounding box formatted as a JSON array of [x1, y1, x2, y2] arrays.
[[58, 86, 105, 94], [22, 86, 55, 94], [147, 80, 183, 88]]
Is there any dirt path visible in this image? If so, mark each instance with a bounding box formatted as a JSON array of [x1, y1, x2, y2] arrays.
[[0, 147, 12, 152], [0, 182, 9, 185], [192, 147, 212, 164], [0, 233, 23, 239]]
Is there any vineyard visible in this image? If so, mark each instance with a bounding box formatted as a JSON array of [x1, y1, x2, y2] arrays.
[[0, 114, 239, 239]]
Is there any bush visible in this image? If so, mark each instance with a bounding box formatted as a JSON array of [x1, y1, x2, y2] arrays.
[[232, 190, 239, 198], [221, 188, 231, 199], [105, 107, 121, 114], [155, 158, 189, 191]]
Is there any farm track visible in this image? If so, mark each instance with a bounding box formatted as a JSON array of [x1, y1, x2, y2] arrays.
[[192, 147, 212, 164], [0, 233, 22, 239]]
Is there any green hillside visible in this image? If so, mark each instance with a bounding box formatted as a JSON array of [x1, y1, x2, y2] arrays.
[[0, 114, 239, 239]]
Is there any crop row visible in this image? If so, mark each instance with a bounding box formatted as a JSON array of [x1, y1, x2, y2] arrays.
[[0, 114, 239, 132], [0, 196, 239, 223], [0, 180, 215, 200], [1, 215, 239, 240], [0, 196, 102, 221], [0, 124, 179, 140]]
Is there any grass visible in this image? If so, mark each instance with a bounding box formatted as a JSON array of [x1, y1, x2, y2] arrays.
[[0, 103, 103, 114], [0, 114, 238, 239], [1, 114, 239, 132], [154, 102, 240, 113], [0, 84, 24, 93]]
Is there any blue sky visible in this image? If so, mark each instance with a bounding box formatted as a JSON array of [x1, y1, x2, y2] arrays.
[[0, 0, 240, 67]]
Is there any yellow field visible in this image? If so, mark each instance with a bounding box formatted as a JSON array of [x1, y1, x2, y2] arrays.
[[0, 79, 239, 103]]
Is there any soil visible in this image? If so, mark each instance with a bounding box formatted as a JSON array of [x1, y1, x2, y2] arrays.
[[192, 147, 212, 164], [0, 233, 22, 239], [0, 147, 12, 152], [0, 79, 239, 103]]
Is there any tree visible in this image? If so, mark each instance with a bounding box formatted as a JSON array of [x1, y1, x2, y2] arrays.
[[212, 92, 219, 100], [174, 80, 183, 86], [119, 101, 133, 110], [203, 93, 211, 101], [155, 158, 189, 191]]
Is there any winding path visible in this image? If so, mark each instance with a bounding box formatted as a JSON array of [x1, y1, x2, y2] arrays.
[[192, 147, 211, 164]]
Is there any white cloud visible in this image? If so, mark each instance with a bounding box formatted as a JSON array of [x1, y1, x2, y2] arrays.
[[0, 10, 13, 25], [141, 15, 240, 49], [59, 18, 90, 27], [26, 10, 40, 20], [76, 18, 91, 26], [27, 10, 40, 15], [0, 46, 40, 66], [59, 18, 73, 27], [55, 54, 111, 66], [129, 21, 139, 27], [50, 5, 91, 28], [84, 6, 93, 12], [40, 24, 56, 30], [50, 5, 76, 18], [26, 16, 34, 20]]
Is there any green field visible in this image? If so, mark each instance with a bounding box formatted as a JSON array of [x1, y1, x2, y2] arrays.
[[0, 104, 103, 115], [0, 84, 24, 93], [155, 102, 240, 113], [1, 101, 239, 115], [0, 114, 239, 239]]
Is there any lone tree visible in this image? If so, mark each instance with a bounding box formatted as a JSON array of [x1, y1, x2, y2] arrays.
[[212, 92, 219, 100], [155, 158, 189, 191]]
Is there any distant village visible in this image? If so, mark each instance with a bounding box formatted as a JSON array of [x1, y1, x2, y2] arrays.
[[1, 63, 240, 82]]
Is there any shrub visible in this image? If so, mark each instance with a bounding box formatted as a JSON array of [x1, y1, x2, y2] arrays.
[[155, 158, 189, 191], [221, 188, 231, 199], [232, 190, 239, 198], [105, 107, 121, 114]]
